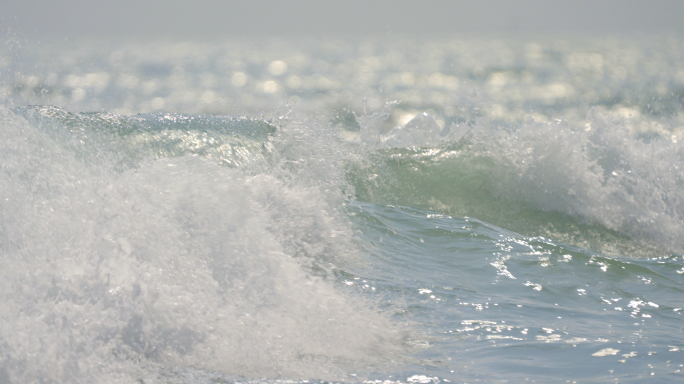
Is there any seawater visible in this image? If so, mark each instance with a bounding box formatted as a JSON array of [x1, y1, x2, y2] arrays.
[[1, 35, 684, 383]]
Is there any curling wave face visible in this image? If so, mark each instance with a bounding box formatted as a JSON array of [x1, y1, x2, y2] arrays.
[[348, 106, 684, 257]]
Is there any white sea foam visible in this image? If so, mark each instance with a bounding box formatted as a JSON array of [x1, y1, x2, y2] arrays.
[[485, 109, 684, 253], [0, 108, 403, 382]]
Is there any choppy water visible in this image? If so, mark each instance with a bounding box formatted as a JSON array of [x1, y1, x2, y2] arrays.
[[1, 35, 684, 383]]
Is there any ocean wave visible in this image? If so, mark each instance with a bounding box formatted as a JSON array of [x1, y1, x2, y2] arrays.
[[350, 107, 684, 256]]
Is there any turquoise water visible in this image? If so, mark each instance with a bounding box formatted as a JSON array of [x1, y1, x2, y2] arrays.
[[1, 36, 684, 382]]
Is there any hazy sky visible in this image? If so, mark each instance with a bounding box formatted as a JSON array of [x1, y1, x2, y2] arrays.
[[4, 0, 684, 38]]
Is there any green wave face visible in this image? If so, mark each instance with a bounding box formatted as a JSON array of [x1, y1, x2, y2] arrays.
[[347, 148, 665, 257]]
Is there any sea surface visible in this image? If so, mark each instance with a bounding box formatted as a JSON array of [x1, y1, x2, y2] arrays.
[[1, 34, 684, 383]]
